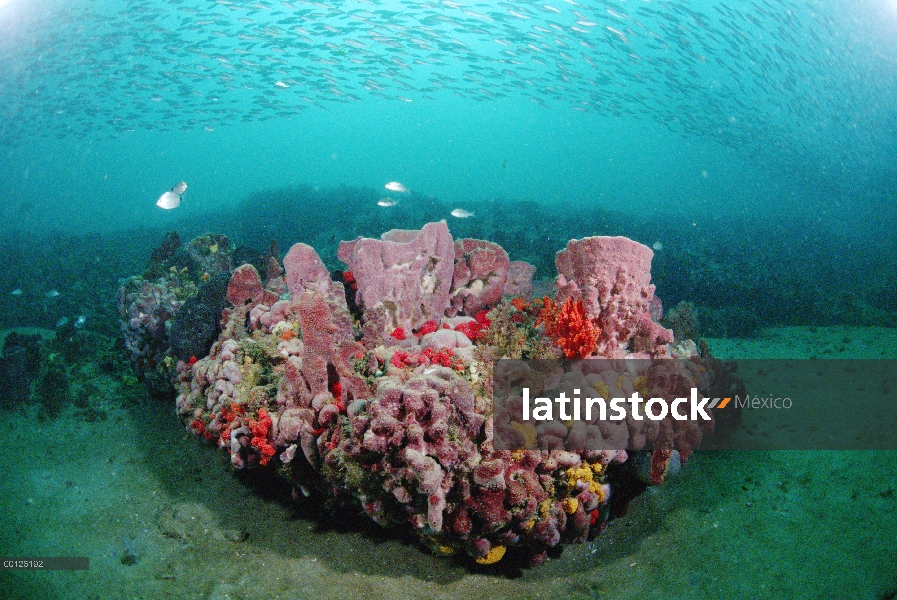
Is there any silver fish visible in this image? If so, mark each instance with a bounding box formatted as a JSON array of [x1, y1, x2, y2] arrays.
[[451, 208, 474, 218], [384, 181, 408, 192], [9, 288, 22, 296], [156, 191, 181, 210], [45, 289, 61, 298], [171, 181, 188, 195], [56, 316, 69, 328], [377, 199, 399, 207], [74, 315, 87, 328]]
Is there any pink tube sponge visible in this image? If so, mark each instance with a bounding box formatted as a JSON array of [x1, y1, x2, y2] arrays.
[[227, 264, 279, 307], [283, 242, 335, 299]]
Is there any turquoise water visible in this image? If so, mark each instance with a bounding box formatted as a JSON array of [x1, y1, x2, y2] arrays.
[[1, 1, 897, 598], [1, 0, 895, 236]]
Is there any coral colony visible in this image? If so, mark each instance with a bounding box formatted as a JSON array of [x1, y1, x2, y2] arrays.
[[117, 221, 735, 567]]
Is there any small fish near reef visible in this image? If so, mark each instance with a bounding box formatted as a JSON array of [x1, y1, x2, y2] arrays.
[[156, 180, 188, 210], [384, 181, 408, 193], [45, 289, 61, 298], [156, 192, 180, 210], [377, 199, 399, 207], [451, 208, 474, 218], [9, 288, 22, 296], [74, 315, 87, 329]]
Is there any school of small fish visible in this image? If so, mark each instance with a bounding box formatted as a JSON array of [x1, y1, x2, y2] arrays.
[[0, 0, 892, 176]]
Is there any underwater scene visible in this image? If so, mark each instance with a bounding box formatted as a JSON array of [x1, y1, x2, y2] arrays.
[[1, 0, 896, 598]]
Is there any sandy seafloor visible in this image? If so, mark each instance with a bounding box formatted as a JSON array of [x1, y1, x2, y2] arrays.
[[1, 326, 895, 600]]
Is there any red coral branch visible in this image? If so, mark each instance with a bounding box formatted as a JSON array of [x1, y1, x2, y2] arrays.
[[537, 297, 600, 359]]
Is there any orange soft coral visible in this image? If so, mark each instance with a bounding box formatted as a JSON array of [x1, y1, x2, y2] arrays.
[[217, 402, 246, 446], [247, 408, 276, 465], [537, 297, 600, 359]]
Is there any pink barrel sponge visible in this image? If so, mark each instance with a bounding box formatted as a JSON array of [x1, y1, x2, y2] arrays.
[[446, 239, 509, 317], [504, 260, 536, 300], [337, 221, 455, 334], [555, 236, 672, 357]]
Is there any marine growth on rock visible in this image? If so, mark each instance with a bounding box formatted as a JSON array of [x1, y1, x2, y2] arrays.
[[119, 222, 734, 567]]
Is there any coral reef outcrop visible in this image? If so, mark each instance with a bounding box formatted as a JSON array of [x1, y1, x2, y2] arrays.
[[120, 222, 738, 567]]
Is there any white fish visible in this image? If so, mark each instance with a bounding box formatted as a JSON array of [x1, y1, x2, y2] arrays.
[[9, 288, 22, 296], [156, 191, 181, 210], [171, 181, 188, 195], [45, 289, 60, 298], [606, 8, 627, 20], [377, 199, 399, 207], [384, 181, 408, 192], [74, 315, 87, 328], [652, 241, 663, 251], [56, 316, 69, 328], [606, 26, 628, 43], [451, 209, 475, 218]]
